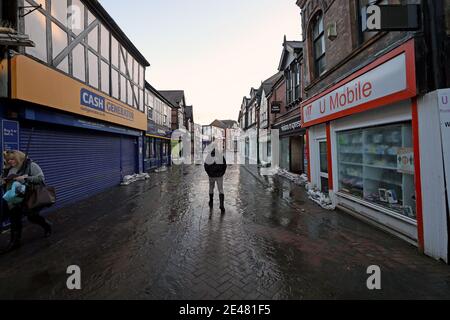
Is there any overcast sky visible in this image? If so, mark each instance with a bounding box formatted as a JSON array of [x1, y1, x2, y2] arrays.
[[101, 0, 302, 125]]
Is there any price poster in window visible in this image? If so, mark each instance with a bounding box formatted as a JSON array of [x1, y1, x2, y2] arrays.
[[397, 147, 414, 174]]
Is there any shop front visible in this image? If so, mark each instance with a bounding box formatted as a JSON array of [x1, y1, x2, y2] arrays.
[[145, 125, 172, 171], [258, 129, 271, 167], [303, 39, 448, 261], [0, 54, 147, 209], [273, 117, 306, 174]]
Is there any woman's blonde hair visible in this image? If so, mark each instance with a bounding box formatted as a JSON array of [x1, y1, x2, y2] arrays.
[[3, 150, 27, 168]]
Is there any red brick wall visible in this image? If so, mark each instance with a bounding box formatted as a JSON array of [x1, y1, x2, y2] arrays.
[[269, 78, 287, 125], [299, 0, 419, 99]]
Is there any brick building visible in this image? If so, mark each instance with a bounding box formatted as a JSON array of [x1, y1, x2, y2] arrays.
[[297, 0, 450, 262]]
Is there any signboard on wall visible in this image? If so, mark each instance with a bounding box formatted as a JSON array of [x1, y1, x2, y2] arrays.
[[2, 120, 20, 152], [361, 4, 420, 32], [438, 89, 450, 214], [302, 41, 416, 128], [11, 55, 147, 131], [271, 102, 281, 114]]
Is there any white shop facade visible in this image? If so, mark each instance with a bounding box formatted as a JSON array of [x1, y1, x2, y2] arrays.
[[303, 39, 449, 262]]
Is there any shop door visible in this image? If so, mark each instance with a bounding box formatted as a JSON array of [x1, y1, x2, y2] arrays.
[[280, 137, 290, 170], [319, 140, 329, 193], [120, 136, 138, 177], [152, 139, 160, 167], [290, 136, 304, 174]]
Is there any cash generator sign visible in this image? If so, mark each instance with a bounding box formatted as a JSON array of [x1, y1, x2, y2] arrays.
[[302, 53, 408, 126], [80, 89, 134, 121]]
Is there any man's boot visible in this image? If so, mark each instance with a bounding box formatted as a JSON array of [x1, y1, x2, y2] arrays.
[[29, 214, 52, 238], [219, 194, 225, 213], [2, 230, 21, 254], [209, 194, 214, 209]]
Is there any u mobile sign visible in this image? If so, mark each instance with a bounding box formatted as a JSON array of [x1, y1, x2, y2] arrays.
[[362, 4, 420, 32], [302, 46, 414, 127]]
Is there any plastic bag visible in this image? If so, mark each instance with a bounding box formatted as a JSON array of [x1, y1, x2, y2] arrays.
[[3, 181, 27, 205]]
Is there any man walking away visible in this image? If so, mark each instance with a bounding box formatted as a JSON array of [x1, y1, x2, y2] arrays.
[[204, 149, 227, 213]]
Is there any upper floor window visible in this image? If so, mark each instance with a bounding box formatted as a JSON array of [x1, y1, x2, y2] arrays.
[[22, 0, 145, 112], [295, 63, 301, 100], [147, 107, 153, 120], [286, 69, 293, 105], [311, 12, 326, 77]]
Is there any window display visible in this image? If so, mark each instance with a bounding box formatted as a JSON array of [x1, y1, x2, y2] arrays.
[[337, 123, 416, 220]]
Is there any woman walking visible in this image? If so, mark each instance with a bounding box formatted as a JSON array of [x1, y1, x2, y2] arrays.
[[1, 150, 52, 253]]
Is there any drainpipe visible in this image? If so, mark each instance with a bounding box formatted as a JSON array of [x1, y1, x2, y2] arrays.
[[424, 0, 446, 90]]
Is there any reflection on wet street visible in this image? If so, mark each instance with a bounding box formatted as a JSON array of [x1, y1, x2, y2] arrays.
[[0, 165, 449, 299]]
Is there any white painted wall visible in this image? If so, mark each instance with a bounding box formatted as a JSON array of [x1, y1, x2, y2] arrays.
[[418, 91, 448, 263], [307, 123, 326, 189], [260, 90, 269, 129]]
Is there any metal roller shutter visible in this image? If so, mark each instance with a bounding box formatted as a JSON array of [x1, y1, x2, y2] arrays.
[[120, 136, 138, 176], [20, 124, 122, 208]]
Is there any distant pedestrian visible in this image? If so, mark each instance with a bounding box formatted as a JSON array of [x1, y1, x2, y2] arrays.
[[1, 150, 52, 253], [204, 149, 227, 213]]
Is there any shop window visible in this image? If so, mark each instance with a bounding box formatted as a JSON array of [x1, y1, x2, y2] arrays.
[[111, 69, 119, 99], [311, 12, 326, 77], [101, 60, 110, 94], [51, 22, 67, 59], [51, 0, 68, 26], [24, 3, 47, 63], [88, 50, 99, 89], [337, 122, 416, 219], [72, 44, 85, 82], [280, 138, 290, 170]]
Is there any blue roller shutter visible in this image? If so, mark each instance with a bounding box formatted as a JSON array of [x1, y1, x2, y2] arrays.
[[120, 136, 137, 176], [20, 124, 122, 209]]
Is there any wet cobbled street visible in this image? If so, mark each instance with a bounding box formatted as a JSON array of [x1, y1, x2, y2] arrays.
[[0, 165, 450, 300]]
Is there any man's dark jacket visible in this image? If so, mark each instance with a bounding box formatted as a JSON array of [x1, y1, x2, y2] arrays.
[[204, 153, 227, 178]]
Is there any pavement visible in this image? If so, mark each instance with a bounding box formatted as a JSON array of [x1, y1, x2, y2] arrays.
[[0, 164, 449, 300]]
